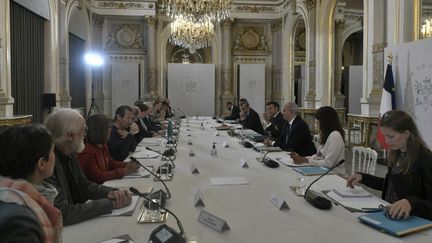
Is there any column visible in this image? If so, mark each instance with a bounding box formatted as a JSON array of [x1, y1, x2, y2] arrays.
[[221, 18, 234, 105], [361, 0, 385, 116], [0, 1, 14, 116], [304, 1, 317, 108], [271, 18, 283, 106], [334, 19, 346, 108], [145, 15, 157, 97]]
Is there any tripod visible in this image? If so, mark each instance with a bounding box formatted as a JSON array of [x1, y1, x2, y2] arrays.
[[87, 81, 101, 116]]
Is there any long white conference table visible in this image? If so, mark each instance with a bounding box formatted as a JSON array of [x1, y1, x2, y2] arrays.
[[63, 117, 432, 243]]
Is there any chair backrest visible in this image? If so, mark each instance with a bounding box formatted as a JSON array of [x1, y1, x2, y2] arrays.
[[351, 146, 378, 175]]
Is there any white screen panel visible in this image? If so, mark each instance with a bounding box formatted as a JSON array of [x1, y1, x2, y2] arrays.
[[239, 64, 266, 116], [111, 62, 139, 115], [167, 64, 215, 116]]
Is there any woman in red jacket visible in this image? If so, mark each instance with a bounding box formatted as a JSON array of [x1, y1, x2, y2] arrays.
[[77, 114, 140, 184]]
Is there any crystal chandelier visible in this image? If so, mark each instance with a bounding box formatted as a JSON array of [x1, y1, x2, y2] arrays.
[[421, 17, 432, 39], [169, 18, 215, 54], [163, 0, 233, 22]]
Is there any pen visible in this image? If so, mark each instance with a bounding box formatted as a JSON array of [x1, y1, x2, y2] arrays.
[[361, 207, 382, 212]]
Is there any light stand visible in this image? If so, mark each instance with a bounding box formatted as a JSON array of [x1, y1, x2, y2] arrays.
[[84, 53, 104, 116]]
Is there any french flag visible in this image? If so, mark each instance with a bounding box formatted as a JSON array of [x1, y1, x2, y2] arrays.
[[377, 63, 396, 149]]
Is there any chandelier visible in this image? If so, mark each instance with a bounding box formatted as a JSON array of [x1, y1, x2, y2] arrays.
[[421, 17, 431, 39], [163, 0, 233, 22], [170, 18, 215, 54]]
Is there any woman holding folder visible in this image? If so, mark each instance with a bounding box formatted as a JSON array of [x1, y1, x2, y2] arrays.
[[347, 110, 432, 220]]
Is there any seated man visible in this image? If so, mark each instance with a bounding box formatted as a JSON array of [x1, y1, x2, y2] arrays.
[[142, 101, 163, 132], [134, 102, 159, 142], [224, 101, 240, 120], [45, 109, 131, 225], [264, 101, 285, 139], [239, 100, 264, 134], [264, 102, 316, 156], [108, 105, 138, 161]]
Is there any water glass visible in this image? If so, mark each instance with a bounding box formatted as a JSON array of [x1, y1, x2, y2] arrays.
[[295, 176, 306, 196]]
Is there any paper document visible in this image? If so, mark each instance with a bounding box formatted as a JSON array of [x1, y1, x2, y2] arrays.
[[123, 167, 151, 178], [326, 190, 388, 211], [101, 196, 139, 217], [276, 157, 309, 167], [332, 187, 373, 198], [131, 150, 159, 159], [210, 177, 249, 186], [98, 234, 133, 243]]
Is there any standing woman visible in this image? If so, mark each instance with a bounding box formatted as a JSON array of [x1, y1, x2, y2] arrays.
[[291, 106, 345, 170], [0, 125, 62, 243], [347, 110, 432, 220], [77, 114, 139, 184]]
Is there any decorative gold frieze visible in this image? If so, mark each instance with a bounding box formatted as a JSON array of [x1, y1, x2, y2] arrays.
[[222, 18, 234, 31], [100, 2, 145, 9], [236, 5, 274, 13], [106, 24, 145, 50], [234, 56, 267, 63], [271, 18, 282, 32], [335, 19, 345, 29], [109, 55, 144, 60]]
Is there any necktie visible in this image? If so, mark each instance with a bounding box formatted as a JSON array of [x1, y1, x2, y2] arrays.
[[285, 123, 291, 144]]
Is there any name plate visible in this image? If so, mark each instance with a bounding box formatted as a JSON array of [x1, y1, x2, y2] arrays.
[[198, 210, 230, 233], [222, 141, 230, 148], [194, 189, 205, 207], [270, 192, 289, 210], [214, 132, 220, 136], [240, 158, 249, 168], [189, 149, 196, 157], [191, 163, 199, 174]]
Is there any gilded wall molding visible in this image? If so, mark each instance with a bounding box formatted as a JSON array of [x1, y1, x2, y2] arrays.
[[271, 18, 282, 32], [106, 23, 146, 50], [109, 55, 144, 60], [236, 5, 275, 13], [144, 16, 158, 28], [110, 55, 144, 61], [372, 43, 387, 54], [99, 2, 146, 9], [234, 56, 267, 63]]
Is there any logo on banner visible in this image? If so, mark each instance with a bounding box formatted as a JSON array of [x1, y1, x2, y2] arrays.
[[414, 75, 432, 111], [248, 80, 258, 89], [182, 79, 200, 97]]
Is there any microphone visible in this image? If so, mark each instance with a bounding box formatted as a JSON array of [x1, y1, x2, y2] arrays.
[[146, 147, 176, 170], [260, 151, 280, 168], [130, 187, 186, 243], [303, 160, 345, 210], [176, 108, 186, 119], [130, 157, 171, 208], [156, 130, 178, 148]]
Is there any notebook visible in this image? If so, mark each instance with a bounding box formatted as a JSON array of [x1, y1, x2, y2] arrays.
[[358, 212, 432, 236], [292, 166, 335, 176]]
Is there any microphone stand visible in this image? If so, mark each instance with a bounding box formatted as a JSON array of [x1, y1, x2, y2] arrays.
[[146, 147, 176, 169], [130, 157, 171, 203], [259, 150, 280, 168], [130, 187, 186, 243], [303, 160, 345, 210]]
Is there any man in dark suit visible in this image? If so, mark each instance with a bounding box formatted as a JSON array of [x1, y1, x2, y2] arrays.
[[239, 100, 264, 134], [264, 101, 285, 139], [108, 105, 138, 161], [264, 102, 316, 156], [134, 102, 158, 142], [224, 101, 240, 120]]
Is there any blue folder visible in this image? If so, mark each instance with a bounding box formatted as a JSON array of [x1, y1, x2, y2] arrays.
[[358, 212, 432, 236], [292, 166, 335, 176]]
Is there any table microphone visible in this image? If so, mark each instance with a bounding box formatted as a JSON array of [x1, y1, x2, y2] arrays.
[[130, 157, 171, 208], [146, 147, 176, 170], [260, 151, 280, 168], [303, 159, 345, 210], [130, 187, 186, 243]]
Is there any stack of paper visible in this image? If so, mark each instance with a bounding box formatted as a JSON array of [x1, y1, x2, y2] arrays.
[[326, 187, 388, 212], [293, 166, 334, 176], [131, 150, 159, 159]]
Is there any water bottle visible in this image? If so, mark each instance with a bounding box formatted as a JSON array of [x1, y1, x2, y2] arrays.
[[210, 142, 217, 157]]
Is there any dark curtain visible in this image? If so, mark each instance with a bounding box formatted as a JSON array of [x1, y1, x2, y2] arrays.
[[10, 2, 45, 123], [68, 33, 86, 109]]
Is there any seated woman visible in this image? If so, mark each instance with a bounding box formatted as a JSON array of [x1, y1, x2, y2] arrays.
[[347, 110, 432, 220], [291, 106, 345, 171], [0, 125, 62, 243], [77, 114, 140, 184]]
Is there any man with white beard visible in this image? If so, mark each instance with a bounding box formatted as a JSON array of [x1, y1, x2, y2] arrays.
[[45, 109, 131, 225]]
